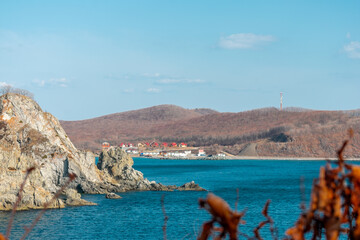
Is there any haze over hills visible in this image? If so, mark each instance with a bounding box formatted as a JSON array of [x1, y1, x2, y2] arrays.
[[60, 105, 360, 158]]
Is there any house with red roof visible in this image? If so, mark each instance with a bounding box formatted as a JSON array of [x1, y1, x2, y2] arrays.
[[151, 142, 159, 148], [102, 142, 110, 149]]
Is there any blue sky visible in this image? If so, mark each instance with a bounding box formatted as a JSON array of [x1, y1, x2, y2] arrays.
[[0, 1, 359, 120]]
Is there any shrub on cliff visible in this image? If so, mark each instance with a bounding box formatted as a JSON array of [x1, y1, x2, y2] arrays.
[[0, 85, 34, 99]]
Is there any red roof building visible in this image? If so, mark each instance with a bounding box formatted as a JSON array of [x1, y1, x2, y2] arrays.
[[151, 142, 159, 147], [102, 142, 110, 149]]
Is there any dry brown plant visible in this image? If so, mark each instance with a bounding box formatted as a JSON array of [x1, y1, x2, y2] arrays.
[[198, 129, 360, 240]]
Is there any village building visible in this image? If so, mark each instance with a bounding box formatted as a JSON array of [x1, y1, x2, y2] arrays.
[[165, 150, 192, 158], [179, 142, 187, 148], [150, 142, 159, 148], [102, 142, 110, 149], [126, 148, 139, 154], [140, 151, 160, 157], [198, 149, 206, 157]]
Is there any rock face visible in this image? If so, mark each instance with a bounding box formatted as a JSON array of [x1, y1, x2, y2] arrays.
[[0, 93, 204, 211]]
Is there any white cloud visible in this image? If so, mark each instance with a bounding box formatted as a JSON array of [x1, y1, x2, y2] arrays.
[[33, 77, 69, 87], [33, 79, 46, 87], [156, 78, 206, 84], [146, 88, 161, 93], [344, 41, 360, 59], [219, 33, 275, 49], [187, 79, 205, 83], [346, 32, 351, 39], [0, 82, 12, 87], [156, 79, 181, 84], [142, 73, 161, 77], [123, 89, 134, 93]]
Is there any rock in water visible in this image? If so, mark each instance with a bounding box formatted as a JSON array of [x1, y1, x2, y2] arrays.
[[65, 189, 97, 206], [105, 193, 122, 199], [178, 181, 206, 191], [0, 93, 205, 211]]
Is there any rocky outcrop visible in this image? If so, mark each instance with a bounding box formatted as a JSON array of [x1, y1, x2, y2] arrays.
[[96, 146, 206, 192], [0, 93, 204, 211], [65, 189, 97, 206], [177, 181, 205, 191], [105, 193, 121, 199]]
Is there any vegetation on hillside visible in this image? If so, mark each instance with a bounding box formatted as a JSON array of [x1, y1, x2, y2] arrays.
[[61, 105, 360, 158]]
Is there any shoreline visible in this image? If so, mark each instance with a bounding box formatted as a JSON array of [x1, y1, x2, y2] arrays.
[[133, 155, 360, 161]]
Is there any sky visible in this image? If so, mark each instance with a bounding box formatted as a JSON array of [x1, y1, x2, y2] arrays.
[[0, 1, 359, 120]]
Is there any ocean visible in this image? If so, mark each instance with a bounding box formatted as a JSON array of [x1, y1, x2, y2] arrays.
[[0, 158, 351, 239]]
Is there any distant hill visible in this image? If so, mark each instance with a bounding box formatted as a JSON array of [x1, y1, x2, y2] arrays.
[[60, 105, 360, 158], [60, 104, 218, 149]]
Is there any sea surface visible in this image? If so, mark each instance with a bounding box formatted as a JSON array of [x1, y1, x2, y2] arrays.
[[0, 158, 354, 239]]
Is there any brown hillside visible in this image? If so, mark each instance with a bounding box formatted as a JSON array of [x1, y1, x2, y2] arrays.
[[60, 105, 217, 149], [60, 105, 360, 158]]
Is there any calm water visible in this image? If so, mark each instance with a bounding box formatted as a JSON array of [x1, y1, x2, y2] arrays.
[[0, 159, 352, 239]]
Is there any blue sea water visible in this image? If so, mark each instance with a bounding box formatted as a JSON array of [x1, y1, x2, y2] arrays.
[[0, 159, 353, 239]]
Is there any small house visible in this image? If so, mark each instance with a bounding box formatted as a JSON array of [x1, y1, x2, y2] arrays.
[[198, 149, 206, 157], [179, 143, 187, 148], [151, 142, 159, 148], [102, 142, 110, 149]]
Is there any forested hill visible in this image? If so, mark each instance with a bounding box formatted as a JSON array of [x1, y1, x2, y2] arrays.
[[60, 105, 360, 158]]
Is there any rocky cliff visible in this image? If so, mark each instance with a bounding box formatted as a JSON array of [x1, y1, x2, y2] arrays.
[[0, 93, 204, 211]]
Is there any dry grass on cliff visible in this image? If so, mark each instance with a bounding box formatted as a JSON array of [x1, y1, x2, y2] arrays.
[[195, 129, 360, 240]]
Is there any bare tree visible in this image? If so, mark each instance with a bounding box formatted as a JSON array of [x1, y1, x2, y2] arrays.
[[0, 85, 13, 95], [0, 85, 34, 99], [12, 88, 34, 99]]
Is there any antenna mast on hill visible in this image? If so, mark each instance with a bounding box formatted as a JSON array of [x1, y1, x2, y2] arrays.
[[280, 92, 283, 111]]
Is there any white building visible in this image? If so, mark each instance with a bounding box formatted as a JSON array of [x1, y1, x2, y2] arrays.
[[198, 149, 206, 156]]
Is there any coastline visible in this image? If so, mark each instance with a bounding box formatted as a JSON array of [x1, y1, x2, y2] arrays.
[[133, 155, 360, 161]]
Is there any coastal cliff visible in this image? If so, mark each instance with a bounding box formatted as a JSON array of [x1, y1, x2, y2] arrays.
[[0, 93, 204, 211]]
